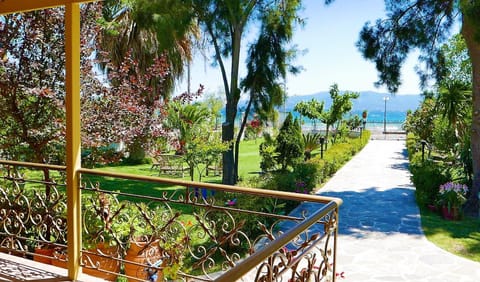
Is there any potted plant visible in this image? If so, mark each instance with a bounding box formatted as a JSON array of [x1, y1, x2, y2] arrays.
[[124, 203, 188, 282], [437, 182, 469, 220], [81, 190, 130, 281]]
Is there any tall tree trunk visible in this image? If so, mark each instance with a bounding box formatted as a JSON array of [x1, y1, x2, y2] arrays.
[[324, 124, 330, 151], [222, 26, 242, 185], [234, 96, 253, 182], [222, 105, 236, 185], [462, 18, 480, 217]]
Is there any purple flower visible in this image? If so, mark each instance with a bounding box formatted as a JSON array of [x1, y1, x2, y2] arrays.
[[438, 182, 469, 208]]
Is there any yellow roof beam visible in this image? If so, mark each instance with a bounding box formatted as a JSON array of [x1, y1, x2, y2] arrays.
[[0, 0, 100, 15]]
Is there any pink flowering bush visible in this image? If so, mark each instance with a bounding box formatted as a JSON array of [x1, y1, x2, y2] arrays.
[[438, 182, 469, 211]]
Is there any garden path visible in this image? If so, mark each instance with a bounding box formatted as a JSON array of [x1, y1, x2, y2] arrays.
[[313, 139, 480, 281]]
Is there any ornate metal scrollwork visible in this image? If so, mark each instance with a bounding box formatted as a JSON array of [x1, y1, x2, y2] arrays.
[[0, 162, 340, 282], [253, 209, 338, 282], [0, 164, 67, 259]]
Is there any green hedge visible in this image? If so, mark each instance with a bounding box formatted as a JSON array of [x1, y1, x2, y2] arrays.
[[307, 131, 371, 185], [242, 131, 371, 193], [406, 133, 451, 206]]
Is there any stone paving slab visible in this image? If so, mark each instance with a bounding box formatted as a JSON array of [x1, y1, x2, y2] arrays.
[[315, 140, 480, 281]]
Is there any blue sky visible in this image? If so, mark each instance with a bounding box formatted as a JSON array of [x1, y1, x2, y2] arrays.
[[176, 0, 426, 97]]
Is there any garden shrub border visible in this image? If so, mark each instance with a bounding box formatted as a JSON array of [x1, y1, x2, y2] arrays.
[[241, 130, 371, 194], [406, 133, 453, 207]]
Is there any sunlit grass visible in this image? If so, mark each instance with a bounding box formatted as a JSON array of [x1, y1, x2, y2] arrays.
[[420, 207, 480, 262]]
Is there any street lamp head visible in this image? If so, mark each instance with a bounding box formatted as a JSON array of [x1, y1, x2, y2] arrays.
[[383, 96, 390, 101]]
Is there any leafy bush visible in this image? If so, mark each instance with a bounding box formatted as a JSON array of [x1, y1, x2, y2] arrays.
[[407, 132, 470, 207], [259, 133, 278, 172], [406, 133, 419, 161], [293, 162, 321, 193], [256, 132, 370, 194], [432, 117, 457, 153], [275, 113, 304, 170], [410, 157, 450, 206]]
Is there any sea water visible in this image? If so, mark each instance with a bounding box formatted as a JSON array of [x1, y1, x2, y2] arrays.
[[233, 110, 407, 132], [282, 110, 406, 132]]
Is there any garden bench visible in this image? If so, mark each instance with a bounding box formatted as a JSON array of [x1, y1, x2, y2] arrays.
[[152, 154, 188, 177]]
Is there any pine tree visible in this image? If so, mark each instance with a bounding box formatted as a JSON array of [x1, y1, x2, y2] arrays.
[[276, 113, 305, 170]]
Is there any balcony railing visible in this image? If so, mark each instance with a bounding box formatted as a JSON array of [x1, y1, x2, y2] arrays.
[[0, 160, 341, 281]]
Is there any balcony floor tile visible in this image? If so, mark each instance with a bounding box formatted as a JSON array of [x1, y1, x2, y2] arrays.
[[0, 252, 107, 282]]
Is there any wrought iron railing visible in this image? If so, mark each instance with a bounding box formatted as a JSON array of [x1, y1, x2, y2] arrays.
[[0, 160, 341, 281]]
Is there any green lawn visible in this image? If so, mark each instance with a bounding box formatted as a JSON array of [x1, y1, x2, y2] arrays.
[[237, 138, 262, 179], [91, 138, 262, 184], [81, 139, 262, 208], [420, 207, 480, 262]]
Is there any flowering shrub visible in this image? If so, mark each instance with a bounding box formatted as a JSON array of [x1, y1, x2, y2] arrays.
[[245, 118, 263, 140], [295, 181, 308, 194], [438, 182, 468, 211]]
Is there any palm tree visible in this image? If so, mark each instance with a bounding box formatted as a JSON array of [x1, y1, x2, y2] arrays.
[[99, 0, 197, 97], [303, 133, 321, 160], [164, 102, 210, 154], [435, 80, 472, 140], [98, 0, 199, 162]]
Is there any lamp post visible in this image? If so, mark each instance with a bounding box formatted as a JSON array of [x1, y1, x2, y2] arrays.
[[319, 136, 325, 159], [420, 140, 428, 162], [383, 96, 389, 135]]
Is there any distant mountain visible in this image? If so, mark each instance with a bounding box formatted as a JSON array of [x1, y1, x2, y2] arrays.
[[284, 91, 422, 113]]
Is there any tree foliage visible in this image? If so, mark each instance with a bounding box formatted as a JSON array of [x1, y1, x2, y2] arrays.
[[434, 34, 472, 141], [356, 0, 457, 92], [82, 52, 170, 151], [404, 98, 437, 143], [275, 112, 304, 170], [352, 0, 480, 216], [0, 4, 200, 167], [95, 0, 202, 162], [163, 101, 210, 154], [437, 34, 472, 87], [294, 99, 324, 128], [320, 84, 359, 148], [0, 5, 99, 163], [134, 0, 303, 184], [163, 101, 229, 181], [99, 0, 196, 96], [237, 0, 302, 180]]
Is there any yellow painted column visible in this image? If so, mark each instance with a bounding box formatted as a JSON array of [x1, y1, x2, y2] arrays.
[[65, 3, 82, 280]]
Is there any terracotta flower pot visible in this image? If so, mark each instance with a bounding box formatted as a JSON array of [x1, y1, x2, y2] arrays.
[[33, 247, 54, 265], [52, 250, 67, 268], [441, 206, 460, 221], [82, 244, 121, 281], [124, 240, 163, 282]]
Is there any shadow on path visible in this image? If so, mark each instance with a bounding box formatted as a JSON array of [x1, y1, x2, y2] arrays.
[[321, 187, 423, 238]]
